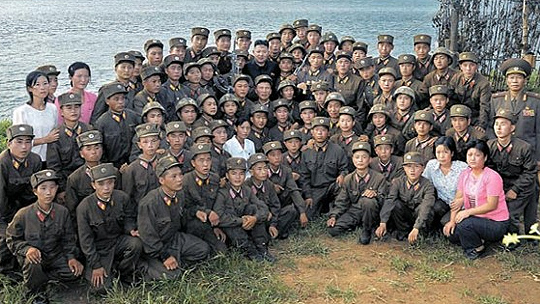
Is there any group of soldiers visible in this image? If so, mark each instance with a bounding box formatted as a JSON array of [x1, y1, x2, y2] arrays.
[[2, 18, 540, 303]]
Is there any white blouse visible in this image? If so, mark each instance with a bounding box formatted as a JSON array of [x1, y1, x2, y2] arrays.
[[223, 136, 256, 161], [12, 103, 58, 161]]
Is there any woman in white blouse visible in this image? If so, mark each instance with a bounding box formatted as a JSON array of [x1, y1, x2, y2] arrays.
[[223, 116, 255, 161]]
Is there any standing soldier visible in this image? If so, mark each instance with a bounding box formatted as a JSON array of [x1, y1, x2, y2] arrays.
[[351, 42, 369, 74], [184, 27, 210, 64], [321, 32, 339, 73], [133, 66, 165, 115], [297, 46, 334, 99], [445, 105, 486, 161], [279, 23, 296, 51], [168, 37, 188, 62], [143, 39, 164, 67], [292, 19, 309, 47], [215, 29, 233, 75], [339, 36, 356, 53], [374, 35, 400, 78], [333, 50, 367, 125], [395, 54, 427, 109], [413, 34, 434, 81], [423, 47, 456, 89], [159, 54, 186, 122], [427, 85, 452, 136], [267, 32, 282, 63]]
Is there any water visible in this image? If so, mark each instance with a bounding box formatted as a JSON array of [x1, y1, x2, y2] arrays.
[[0, 0, 439, 119]]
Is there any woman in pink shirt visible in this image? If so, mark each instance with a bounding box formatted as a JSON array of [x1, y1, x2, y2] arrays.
[[55, 62, 96, 124], [444, 139, 509, 260]]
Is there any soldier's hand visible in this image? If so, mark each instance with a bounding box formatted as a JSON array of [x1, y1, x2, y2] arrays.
[[506, 190, 518, 200], [26, 247, 41, 264], [274, 183, 284, 194], [267, 212, 273, 221], [269, 226, 279, 239], [336, 175, 345, 187], [213, 228, 227, 242], [208, 211, 220, 226], [156, 148, 166, 155], [242, 215, 257, 230], [443, 221, 456, 237], [408, 228, 419, 244], [68, 258, 84, 276], [56, 191, 66, 205], [220, 177, 227, 188], [299, 212, 308, 228], [306, 139, 315, 149], [119, 163, 129, 174], [473, 125, 485, 134], [287, 74, 298, 82], [130, 230, 139, 237], [362, 189, 377, 198], [327, 217, 336, 227], [375, 223, 387, 238], [92, 267, 107, 288], [359, 135, 369, 142], [292, 172, 300, 181], [163, 256, 178, 271], [196, 210, 208, 223], [305, 198, 313, 208], [297, 83, 308, 91]]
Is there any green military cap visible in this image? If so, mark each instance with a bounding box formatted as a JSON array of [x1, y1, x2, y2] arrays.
[[76, 130, 102, 148], [198, 57, 215, 68], [339, 106, 356, 117], [210, 119, 228, 132], [191, 143, 212, 157], [169, 37, 187, 48], [393, 86, 416, 102], [7, 124, 34, 142], [163, 54, 183, 68], [414, 110, 434, 124], [155, 156, 181, 177], [214, 29, 231, 40], [324, 92, 346, 108], [266, 32, 281, 41], [202, 46, 220, 58], [263, 141, 283, 155], [431, 47, 454, 65], [101, 82, 127, 99], [413, 34, 432, 45], [175, 97, 198, 113], [429, 85, 449, 97], [114, 52, 136, 66], [403, 151, 424, 165], [226, 157, 247, 171], [288, 43, 306, 55], [321, 32, 339, 44], [450, 104, 472, 118], [272, 99, 290, 111], [310, 80, 330, 92], [142, 101, 166, 117], [373, 134, 394, 147], [306, 24, 322, 34], [191, 27, 209, 38], [197, 93, 216, 107], [339, 36, 355, 47], [278, 52, 294, 62], [58, 92, 82, 107], [36, 65, 60, 76], [192, 126, 214, 141], [377, 34, 394, 45], [308, 45, 325, 56], [278, 79, 296, 92], [90, 163, 118, 182], [312, 116, 330, 128], [500, 58, 532, 77], [368, 104, 389, 117], [357, 56, 375, 69], [299, 100, 317, 112], [250, 104, 269, 116], [352, 41, 368, 53], [136, 123, 160, 138], [293, 19, 309, 28], [254, 74, 273, 86], [30, 169, 59, 189], [378, 67, 397, 78], [232, 74, 252, 86], [336, 50, 352, 61], [183, 62, 201, 75], [219, 93, 240, 107], [248, 153, 268, 168], [351, 141, 371, 154], [128, 50, 145, 61], [283, 129, 302, 141], [233, 49, 249, 60], [398, 54, 417, 65], [236, 29, 251, 39], [494, 108, 515, 124], [279, 24, 295, 34], [165, 121, 187, 135], [144, 39, 164, 52], [141, 66, 164, 81], [458, 52, 479, 64]]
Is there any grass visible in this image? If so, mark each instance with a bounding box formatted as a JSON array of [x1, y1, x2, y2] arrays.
[[476, 295, 509, 304], [324, 284, 357, 304], [0, 119, 11, 151]]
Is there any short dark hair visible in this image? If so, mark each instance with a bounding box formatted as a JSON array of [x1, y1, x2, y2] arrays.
[[433, 136, 457, 161], [254, 39, 269, 48], [235, 115, 251, 127], [465, 139, 490, 161]]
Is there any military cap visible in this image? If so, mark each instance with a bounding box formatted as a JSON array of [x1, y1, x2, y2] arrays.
[[339, 106, 356, 117], [165, 121, 187, 135], [279, 24, 295, 34], [76, 130, 102, 148], [403, 151, 424, 165], [191, 27, 209, 38], [183, 62, 201, 75], [351, 141, 371, 154], [377, 34, 394, 45], [202, 46, 220, 58], [136, 123, 160, 138], [144, 39, 164, 52], [219, 93, 240, 107], [339, 36, 356, 47], [378, 67, 397, 78], [191, 143, 212, 157], [357, 56, 375, 69], [278, 80, 296, 92], [368, 104, 389, 117], [163, 54, 183, 68], [226, 157, 247, 171], [210, 119, 228, 132], [58, 92, 82, 107], [336, 50, 352, 61], [272, 99, 290, 111], [214, 29, 231, 40], [236, 29, 252, 39], [250, 104, 269, 116], [393, 86, 416, 102], [321, 32, 339, 44], [311, 80, 330, 92], [263, 141, 283, 155], [141, 66, 163, 80], [288, 43, 306, 55], [413, 110, 434, 124], [352, 41, 368, 53], [431, 47, 454, 65], [232, 74, 251, 86], [192, 126, 214, 141], [90, 163, 117, 182], [101, 82, 127, 99], [175, 97, 198, 112], [299, 100, 317, 112], [308, 45, 325, 56], [142, 101, 166, 117], [36, 65, 61, 76], [7, 124, 34, 142], [155, 156, 181, 177], [449, 104, 472, 118], [312, 116, 330, 128], [292, 19, 308, 28], [248, 153, 268, 168], [500, 58, 532, 77], [197, 93, 216, 107], [233, 49, 250, 59], [413, 34, 432, 45], [278, 52, 294, 62], [494, 108, 515, 123], [429, 85, 449, 97], [128, 50, 145, 61], [398, 54, 417, 65], [266, 32, 281, 41], [373, 134, 394, 147], [114, 52, 136, 66], [324, 92, 346, 108], [31, 169, 59, 188], [283, 130, 302, 141], [306, 24, 322, 34], [169, 37, 187, 48], [458, 52, 479, 64], [254, 74, 273, 86]]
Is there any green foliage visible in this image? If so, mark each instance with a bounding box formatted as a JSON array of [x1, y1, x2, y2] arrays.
[[0, 119, 12, 151]]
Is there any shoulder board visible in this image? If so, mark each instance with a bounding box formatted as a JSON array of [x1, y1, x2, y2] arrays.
[[525, 91, 540, 99], [492, 92, 506, 98]]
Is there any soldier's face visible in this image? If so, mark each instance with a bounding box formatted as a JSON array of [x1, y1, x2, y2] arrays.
[[267, 150, 283, 167], [378, 75, 395, 92], [281, 29, 295, 43], [311, 126, 329, 142], [234, 80, 249, 98], [255, 82, 272, 100], [212, 127, 228, 145], [269, 39, 281, 54], [216, 36, 231, 51], [170, 47, 187, 61], [308, 53, 323, 69], [336, 58, 351, 75], [352, 50, 366, 62], [414, 43, 430, 59], [192, 153, 212, 175], [414, 121, 432, 136], [106, 93, 126, 113], [8, 136, 33, 160], [186, 67, 202, 83], [34, 181, 58, 205], [284, 138, 301, 153], [180, 105, 198, 125], [237, 38, 251, 52], [404, 163, 423, 181], [307, 32, 320, 45], [80, 144, 103, 163], [209, 55, 220, 66], [372, 113, 387, 128], [145, 109, 164, 125], [202, 98, 218, 116], [296, 27, 307, 39], [339, 115, 354, 132], [250, 162, 268, 181], [223, 101, 238, 116], [195, 137, 211, 144], [352, 150, 370, 170], [313, 90, 328, 104], [359, 66, 375, 80], [450, 117, 469, 133], [167, 132, 186, 150], [435, 144, 453, 166], [506, 74, 526, 92], [396, 94, 412, 111], [279, 58, 294, 73], [300, 109, 315, 124], [375, 144, 393, 161], [200, 64, 215, 81], [250, 112, 268, 129], [227, 169, 246, 188], [160, 166, 184, 192], [326, 101, 341, 118], [494, 118, 515, 139], [192, 35, 208, 52], [377, 42, 393, 57], [144, 75, 162, 94], [280, 86, 295, 100], [61, 104, 81, 123], [166, 63, 183, 82], [115, 62, 134, 81], [460, 61, 477, 78], [341, 42, 353, 53], [138, 135, 160, 156], [323, 41, 337, 54], [147, 47, 163, 66], [430, 95, 448, 113], [399, 63, 415, 77], [91, 178, 115, 199], [274, 107, 289, 123], [291, 49, 305, 61], [433, 54, 450, 70], [133, 59, 143, 77]]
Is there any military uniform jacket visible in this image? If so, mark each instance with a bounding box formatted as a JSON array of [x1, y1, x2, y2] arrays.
[[427, 108, 452, 137], [449, 72, 491, 129], [333, 73, 368, 119], [159, 148, 193, 174], [0, 150, 42, 225], [282, 151, 303, 176], [77, 190, 135, 269], [323, 54, 336, 73], [182, 171, 220, 219], [445, 127, 487, 161], [248, 128, 271, 153], [179, 83, 211, 101], [369, 156, 404, 183], [184, 47, 204, 64], [95, 110, 141, 168], [394, 77, 428, 109], [414, 56, 434, 81], [90, 81, 136, 125], [487, 137, 537, 198], [7, 202, 77, 261], [422, 69, 456, 90], [374, 56, 400, 78], [391, 108, 417, 141], [364, 124, 405, 156], [297, 68, 334, 94], [268, 164, 306, 213], [210, 145, 231, 178], [329, 169, 388, 218], [245, 178, 281, 227], [158, 80, 188, 122], [129, 129, 168, 163], [268, 123, 292, 143], [122, 156, 160, 215], [214, 183, 269, 228], [379, 175, 435, 229], [133, 89, 161, 115], [405, 136, 436, 164]]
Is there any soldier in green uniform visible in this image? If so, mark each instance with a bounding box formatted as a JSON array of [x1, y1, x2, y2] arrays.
[[298, 100, 317, 144], [330, 106, 360, 166], [373, 67, 397, 112], [369, 134, 405, 182], [412, 34, 434, 81], [161, 121, 192, 173], [390, 86, 417, 141], [333, 50, 367, 124], [128, 50, 145, 94], [362, 104, 405, 155], [445, 104, 486, 161], [267, 32, 282, 63], [324, 92, 346, 136], [292, 19, 309, 47], [404, 110, 437, 164], [422, 47, 456, 90], [235, 29, 252, 53], [210, 120, 232, 178], [395, 54, 428, 109], [247, 104, 270, 152], [133, 66, 165, 115], [374, 35, 400, 78], [184, 27, 210, 63], [143, 39, 164, 67], [339, 36, 356, 53], [168, 37, 188, 62], [36, 65, 61, 104], [351, 42, 369, 74], [159, 54, 186, 121], [297, 47, 334, 99], [175, 97, 199, 138], [427, 85, 452, 136], [215, 29, 233, 75], [321, 32, 339, 73], [282, 130, 304, 178], [279, 23, 296, 51]]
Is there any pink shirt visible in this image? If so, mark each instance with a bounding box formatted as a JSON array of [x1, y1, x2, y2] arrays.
[[55, 89, 97, 125], [457, 167, 509, 221]]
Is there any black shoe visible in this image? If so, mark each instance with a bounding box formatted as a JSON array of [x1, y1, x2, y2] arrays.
[[396, 231, 407, 241], [464, 247, 485, 260], [359, 229, 372, 245], [261, 251, 277, 263]]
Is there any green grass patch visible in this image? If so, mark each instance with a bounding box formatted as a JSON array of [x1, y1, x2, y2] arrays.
[[0, 119, 12, 151], [416, 261, 454, 282], [390, 256, 413, 275], [476, 295, 509, 304], [324, 284, 357, 304]]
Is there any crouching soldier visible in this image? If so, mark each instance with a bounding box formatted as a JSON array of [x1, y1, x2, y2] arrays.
[[327, 141, 388, 244], [138, 156, 210, 280], [77, 163, 142, 292], [6, 170, 83, 303]]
